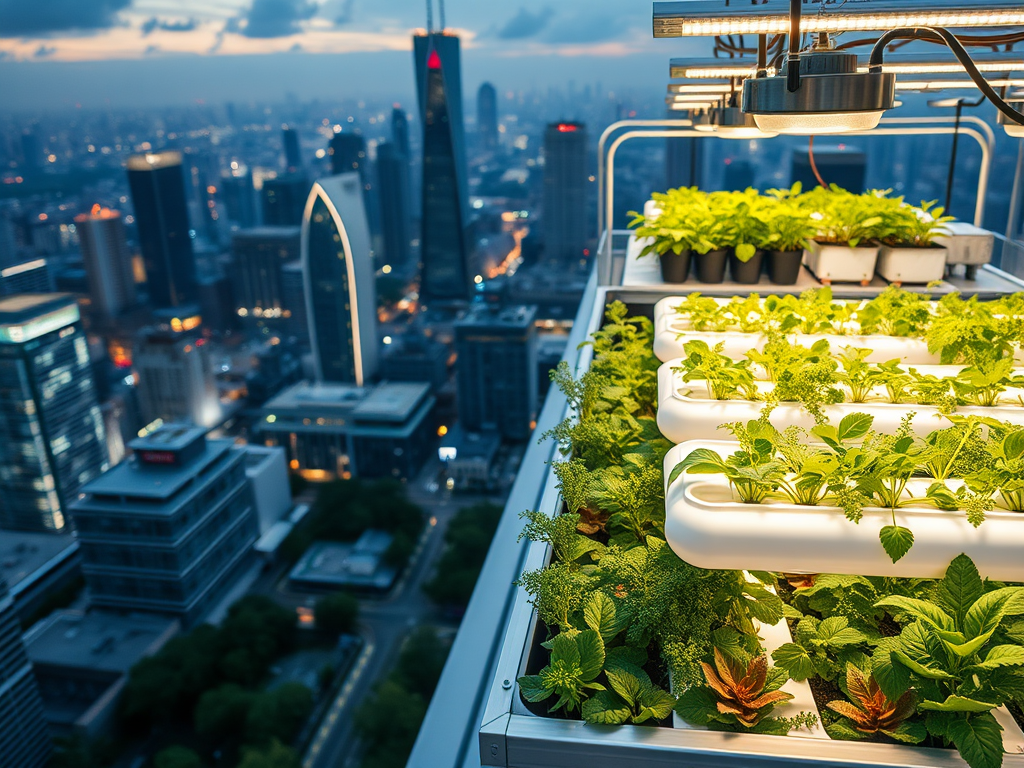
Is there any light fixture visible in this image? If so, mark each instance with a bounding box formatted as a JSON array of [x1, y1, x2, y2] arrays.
[[667, 81, 734, 95], [670, 58, 765, 80], [653, 1, 1024, 38], [742, 47, 895, 135], [865, 51, 1024, 75], [672, 93, 725, 103], [708, 106, 779, 139], [665, 98, 717, 112], [1000, 100, 1024, 137], [895, 77, 1024, 91]]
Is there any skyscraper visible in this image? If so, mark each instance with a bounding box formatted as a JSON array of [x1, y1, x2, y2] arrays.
[[134, 325, 219, 428], [455, 304, 538, 441], [302, 174, 379, 386], [543, 122, 589, 263], [0, 575, 50, 768], [127, 151, 197, 309], [70, 425, 259, 627], [0, 258, 52, 296], [377, 142, 412, 268], [261, 173, 310, 227], [282, 126, 303, 171], [414, 32, 471, 303], [392, 106, 411, 159], [328, 133, 379, 241], [478, 82, 499, 151], [329, 132, 368, 178], [231, 226, 302, 323], [221, 165, 258, 229], [75, 206, 137, 320], [0, 294, 108, 533]]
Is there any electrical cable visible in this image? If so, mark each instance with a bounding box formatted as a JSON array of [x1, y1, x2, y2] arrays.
[[808, 136, 829, 189], [869, 27, 1024, 126], [788, 0, 802, 93]]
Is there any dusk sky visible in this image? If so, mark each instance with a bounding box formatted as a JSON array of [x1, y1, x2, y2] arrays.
[[0, 1, 702, 109]]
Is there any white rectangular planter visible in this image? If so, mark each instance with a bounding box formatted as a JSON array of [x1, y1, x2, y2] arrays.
[[803, 241, 879, 285], [935, 222, 995, 267], [875, 245, 948, 285], [657, 361, 1024, 443], [663, 441, 1024, 582], [653, 297, 940, 365]]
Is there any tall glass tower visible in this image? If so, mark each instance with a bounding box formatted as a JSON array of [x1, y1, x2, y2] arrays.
[[127, 151, 197, 309], [478, 82, 499, 151], [413, 32, 471, 304], [0, 294, 108, 532], [301, 174, 379, 386]]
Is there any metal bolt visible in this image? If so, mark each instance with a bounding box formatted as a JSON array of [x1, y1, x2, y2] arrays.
[[502, 678, 512, 690], [490, 744, 499, 757]]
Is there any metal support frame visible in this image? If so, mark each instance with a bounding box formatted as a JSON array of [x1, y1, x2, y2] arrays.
[[598, 119, 994, 288]]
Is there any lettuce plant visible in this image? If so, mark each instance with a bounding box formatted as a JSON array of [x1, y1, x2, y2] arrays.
[[676, 340, 758, 401]]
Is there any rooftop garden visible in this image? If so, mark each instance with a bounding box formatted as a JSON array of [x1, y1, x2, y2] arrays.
[[517, 298, 1024, 768]]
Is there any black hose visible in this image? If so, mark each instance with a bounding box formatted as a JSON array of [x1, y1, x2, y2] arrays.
[[869, 27, 1024, 126], [787, 0, 802, 93]]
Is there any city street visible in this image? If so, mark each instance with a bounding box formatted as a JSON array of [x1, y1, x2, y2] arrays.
[[278, 463, 507, 768]]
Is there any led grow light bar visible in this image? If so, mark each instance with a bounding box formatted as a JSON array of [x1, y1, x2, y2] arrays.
[[654, 0, 1024, 37]]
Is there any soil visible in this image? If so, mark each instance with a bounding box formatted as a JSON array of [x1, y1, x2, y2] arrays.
[[1010, 702, 1024, 734], [876, 613, 902, 638]]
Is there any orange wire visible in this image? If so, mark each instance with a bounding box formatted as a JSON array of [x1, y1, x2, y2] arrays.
[[808, 135, 828, 189]]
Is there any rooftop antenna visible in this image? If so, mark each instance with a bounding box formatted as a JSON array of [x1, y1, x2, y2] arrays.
[[438, 0, 446, 31], [426, 0, 433, 32]]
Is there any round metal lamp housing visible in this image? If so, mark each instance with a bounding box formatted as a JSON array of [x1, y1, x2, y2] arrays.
[[710, 106, 779, 139], [742, 49, 896, 135]]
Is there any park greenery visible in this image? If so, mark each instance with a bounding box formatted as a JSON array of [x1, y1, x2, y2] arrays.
[[424, 501, 503, 610], [52, 596, 313, 768], [355, 626, 450, 768], [281, 478, 425, 567]]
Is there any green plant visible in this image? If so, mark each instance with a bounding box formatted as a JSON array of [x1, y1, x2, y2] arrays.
[[857, 286, 934, 338], [763, 339, 844, 424], [868, 360, 915, 405], [676, 340, 759, 401], [518, 630, 607, 714], [673, 293, 730, 332], [872, 554, 1024, 768], [953, 359, 1019, 408], [757, 184, 818, 252], [967, 427, 1024, 512], [826, 665, 924, 743], [581, 655, 677, 725], [798, 186, 895, 247], [772, 617, 872, 682], [878, 200, 955, 248], [837, 347, 875, 403], [669, 419, 782, 504]]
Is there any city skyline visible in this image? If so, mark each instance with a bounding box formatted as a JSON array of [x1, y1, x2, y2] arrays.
[[0, 1, 702, 109]]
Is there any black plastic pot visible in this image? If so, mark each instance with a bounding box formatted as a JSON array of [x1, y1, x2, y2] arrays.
[[659, 250, 691, 284], [695, 248, 729, 284], [768, 249, 803, 285], [730, 249, 764, 285]]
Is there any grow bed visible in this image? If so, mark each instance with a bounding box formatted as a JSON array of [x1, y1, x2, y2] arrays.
[[489, 293, 1024, 768], [657, 361, 1024, 443], [663, 440, 1024, 581]]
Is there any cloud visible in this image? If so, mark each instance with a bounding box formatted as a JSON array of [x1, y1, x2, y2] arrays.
[[494, 7, 551, 40], [240, 0, 316, 38], [543, 12, 624, 44], [33, 44, 56, 57], [0, 0, 130, 37], [140, 17, 198, 36], [321, 0, 356, 26]]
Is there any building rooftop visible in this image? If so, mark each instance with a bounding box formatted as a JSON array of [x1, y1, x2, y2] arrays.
[[129, 424, 207, 453], [288, 531, 397, 591], [0, 292, 78, 324], [0, 531, 79, 597], [456, 303, 537, 330], [126, 151, 182, 171], [78, 438, 234, 502], [242, 444, 285, 472], [24, 609, 180, 675], [353, 382, 432, 423], [232, 226, 301, 240], [264, 380, 430, 423]]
